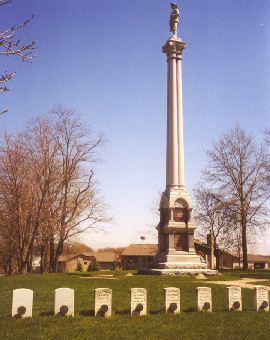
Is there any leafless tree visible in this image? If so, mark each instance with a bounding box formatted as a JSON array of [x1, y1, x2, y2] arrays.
[[202, 126, 270, 270], [0, 0, 35, 114], [0, 134, 36, 273], [264, 128, 270, 187], [194, 186, 238, 269], [63, 241, 94, 255], [0, 107, 108, 274]]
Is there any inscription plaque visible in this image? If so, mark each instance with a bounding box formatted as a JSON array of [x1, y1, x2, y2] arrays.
[[227, 286, 242, 311], [130, 288, 147, 316], [174, 233, 188, 251], [196, 287, 212, 312], [254, 285, 269, 311], [95, 288, 112, 317], [164, 287, 180, 314]]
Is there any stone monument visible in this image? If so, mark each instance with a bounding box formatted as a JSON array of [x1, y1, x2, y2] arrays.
[[164, 287, 180, 314], [254, 285, 269, 311], [12, 288, 33, 318], [130, 288, 147, 316], [140, 3, 217, 275], [227, 286, 242, 311], [54, 288, 74, 316], [196, 287, 212, 312], [95, 288, 112, 317]]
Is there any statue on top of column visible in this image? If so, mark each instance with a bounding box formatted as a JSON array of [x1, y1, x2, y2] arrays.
[[169, 2, 179, 38]]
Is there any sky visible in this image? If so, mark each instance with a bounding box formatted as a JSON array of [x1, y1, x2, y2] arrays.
[[0, 0, 270, 253]]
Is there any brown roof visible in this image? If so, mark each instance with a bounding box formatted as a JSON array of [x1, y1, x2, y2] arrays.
[[82, 252, 119, 263], [247, 254, 270, 263], [121, 244, 158, 256]]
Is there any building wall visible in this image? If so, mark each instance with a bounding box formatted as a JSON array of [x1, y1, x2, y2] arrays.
[[233, 262, 269, 270], [98, 262, 117, 270], [218, 253, 234, 269], [122, 256, 154, 270], [58, 256, 119, 272], [60, 256, 92, 273], [66, 258, 90, 272]]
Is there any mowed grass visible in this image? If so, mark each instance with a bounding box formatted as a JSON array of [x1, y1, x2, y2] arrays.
[[0, 271, 270, 340]]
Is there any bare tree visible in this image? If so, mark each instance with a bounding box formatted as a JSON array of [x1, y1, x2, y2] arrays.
[[0, 107, 108, 274], [63, 241, 94, 255], [194, 186, 238, 269], [0, 0, 35, 114], [264, 128, 270, 187], [0, 134, 36, 273], [48, 107, 108, 272], [202, 126, 270, 270]]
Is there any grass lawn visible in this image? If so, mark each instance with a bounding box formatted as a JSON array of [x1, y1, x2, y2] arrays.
[[1, 270, 270, 339]]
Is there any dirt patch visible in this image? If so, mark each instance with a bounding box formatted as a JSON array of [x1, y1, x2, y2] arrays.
[[81, 276, 119, 280]]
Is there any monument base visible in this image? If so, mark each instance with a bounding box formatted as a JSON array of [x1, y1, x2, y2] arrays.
[[138, 268, 218, 276], [138, 250, 218, 276]]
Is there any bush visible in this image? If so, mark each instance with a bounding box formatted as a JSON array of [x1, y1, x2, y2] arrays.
[[87, 258, 100, 272]]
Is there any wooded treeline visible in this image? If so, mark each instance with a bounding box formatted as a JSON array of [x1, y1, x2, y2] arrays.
[[0, 107, 107, 274], [195, 126, 270, 270]]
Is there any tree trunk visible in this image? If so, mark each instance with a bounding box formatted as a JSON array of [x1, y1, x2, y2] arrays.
[[27, 252, 33, 273], [51, 239, 64, 273], [242, 221, 248, 270], [214, 248, 220, 270], [49, 236, 55, 273], [40, 243, 49, 274]]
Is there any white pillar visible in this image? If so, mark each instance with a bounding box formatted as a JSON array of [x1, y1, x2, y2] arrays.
[[163, 39, 186, 190], [176, 57, 185, 187], [166, 52, 179, 188]]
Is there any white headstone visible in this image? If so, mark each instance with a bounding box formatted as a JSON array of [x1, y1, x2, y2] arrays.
[[254, 285, 269, 311], [54, 288, 74, 316], [95, 288, 112, 317], [164, 287, 180, 314], [196, 287, 212, 312], [12, 288, 33, 318], [227, 286, 242, 311], [130, 288, 147, 316]]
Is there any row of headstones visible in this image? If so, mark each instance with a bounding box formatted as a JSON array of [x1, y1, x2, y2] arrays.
[[12, 285, 269, 318]]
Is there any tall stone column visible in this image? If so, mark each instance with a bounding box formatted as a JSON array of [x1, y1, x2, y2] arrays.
[[176, 56, 185, 187], [164, 38, 185, 189], [139, 3, 217, 275]]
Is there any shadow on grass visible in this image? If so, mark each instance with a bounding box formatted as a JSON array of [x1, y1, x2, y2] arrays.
[[115, 309, 129, 315], [183, 307, 196, 313], [79, 310, 95, 317], [150, 309, 164, 315], [40, 311, 54, 316]]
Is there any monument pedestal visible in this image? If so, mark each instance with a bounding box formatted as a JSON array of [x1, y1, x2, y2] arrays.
[[139, 187, 217, 276]]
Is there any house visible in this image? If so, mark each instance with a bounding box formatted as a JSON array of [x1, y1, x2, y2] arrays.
[[121, 244, 158, 270], [194, 236, 238, 269], [234, 255, 270, 269], [57, 253, 96, 272], [94, 252, 121, 270], [57, 251, 120, 272], [121, 239, 237, 270]]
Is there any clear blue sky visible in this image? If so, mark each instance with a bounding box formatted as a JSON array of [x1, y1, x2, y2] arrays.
[[1, 1, 270, 252]]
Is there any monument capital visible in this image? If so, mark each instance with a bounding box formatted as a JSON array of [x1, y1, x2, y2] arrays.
[[162, 37, 185, 58]]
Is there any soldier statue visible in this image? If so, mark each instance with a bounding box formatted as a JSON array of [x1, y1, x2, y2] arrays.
[[169, 2, 179, 37]]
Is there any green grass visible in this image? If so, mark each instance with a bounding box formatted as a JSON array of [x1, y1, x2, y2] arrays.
[[1, 271, 270, 339]]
